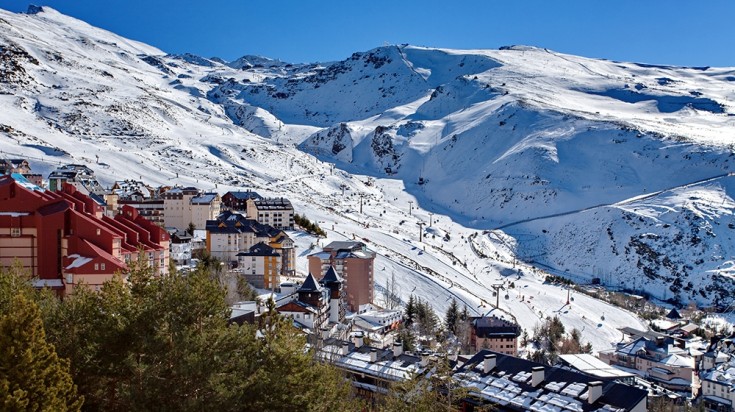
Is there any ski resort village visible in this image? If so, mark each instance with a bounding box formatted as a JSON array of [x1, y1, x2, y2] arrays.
[[4, 5, 735, 412]]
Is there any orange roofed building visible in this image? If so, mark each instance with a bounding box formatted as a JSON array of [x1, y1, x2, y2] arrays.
[[0, 175, 169, 294]]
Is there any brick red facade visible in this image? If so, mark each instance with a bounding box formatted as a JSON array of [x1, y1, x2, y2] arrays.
[[0, 176, 169, 294]]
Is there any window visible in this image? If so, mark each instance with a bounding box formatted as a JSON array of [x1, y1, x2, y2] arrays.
[[101, 263, 106, 271], [10, 227, 21, 237], [94, 263, 99, 271], [96, 228, 101, 235]]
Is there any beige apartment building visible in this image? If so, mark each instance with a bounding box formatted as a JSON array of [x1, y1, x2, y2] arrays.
[[162, 187, 220, 231]]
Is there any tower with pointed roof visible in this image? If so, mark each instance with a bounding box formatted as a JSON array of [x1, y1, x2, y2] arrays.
[[319, 266, 346, 323], [297, 273, 325, 309]]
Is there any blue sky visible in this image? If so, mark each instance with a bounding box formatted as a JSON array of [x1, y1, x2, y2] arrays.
[[1, 1, 734, 67]]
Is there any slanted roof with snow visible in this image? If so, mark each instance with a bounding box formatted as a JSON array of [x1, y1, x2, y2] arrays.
[[318, 338, 422, 382], [455, 350, 647, 411], [660, 354, 695, 368], [191, 193, 217, 205], [558, 354, 635, 380]]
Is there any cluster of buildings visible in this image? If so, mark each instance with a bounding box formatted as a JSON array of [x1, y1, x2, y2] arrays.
[[591, 308, 735, 410], [14, 160, 735, 411], [313, 340, 647, 411], [0, 161, 383, 317], [0, 161, 300, 294], [0, 174, 169, 293]]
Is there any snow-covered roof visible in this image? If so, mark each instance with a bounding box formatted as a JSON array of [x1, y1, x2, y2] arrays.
[[660, 354, 695, 368], [651, 319, 680, 331], [558, 354, 635, 380], [32, 278, 63, 288], [455, 350, 647, 411], [319, 340, 421, 382]]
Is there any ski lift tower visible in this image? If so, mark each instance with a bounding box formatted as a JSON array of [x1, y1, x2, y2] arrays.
[[491, 284, 504, 309]]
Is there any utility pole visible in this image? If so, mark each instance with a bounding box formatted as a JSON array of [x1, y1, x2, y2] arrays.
[[417, 221, 425, 242], [359, 194, 364, 214], [408, 200, 413, 216]]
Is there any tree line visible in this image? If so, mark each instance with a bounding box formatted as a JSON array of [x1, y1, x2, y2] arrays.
[[1, 260, 488, 411]]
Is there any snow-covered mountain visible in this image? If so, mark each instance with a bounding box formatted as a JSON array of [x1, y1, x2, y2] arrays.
[[2, 6, 735, 348]]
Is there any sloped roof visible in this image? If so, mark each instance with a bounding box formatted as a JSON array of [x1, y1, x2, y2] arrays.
[[320, 266, 342, 285], [206, 211, 281, 236], [660, 354, 695, 368], [455, 350, 647, 411], [226, 190, 262, 200], [191, 193, 217, 205], [238, 242, 280, 257], [666, 308, 682, 320], [253, 197, 292, 210], [298, 273, 322, 293], [324, 241, 364, 251], [471, 315, 521, 338]]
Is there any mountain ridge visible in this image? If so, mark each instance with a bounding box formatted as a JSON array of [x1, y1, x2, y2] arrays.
[[1, 6, 735, 319]]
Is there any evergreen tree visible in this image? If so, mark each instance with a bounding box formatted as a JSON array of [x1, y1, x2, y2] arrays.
[[404, 295, 416, 326], [460, 305, 469, 322], [444, 298, 460, 335], [0, 294, 82, 411], [42, 257, 359, 411], [415, 299, 438, 337]]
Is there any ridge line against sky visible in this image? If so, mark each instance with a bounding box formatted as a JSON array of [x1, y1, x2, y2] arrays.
[[0, 0, 734, 67]]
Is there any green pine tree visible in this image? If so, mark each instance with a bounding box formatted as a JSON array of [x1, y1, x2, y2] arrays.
[[444, 298, 460, 335], [404, 295, 416, 326], [0, 294, 83, 411]]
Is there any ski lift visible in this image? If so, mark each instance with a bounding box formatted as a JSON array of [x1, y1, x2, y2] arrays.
[[418, 177, 425, 185], [492, 291, 497, 297], [504, 294, 509, 300]]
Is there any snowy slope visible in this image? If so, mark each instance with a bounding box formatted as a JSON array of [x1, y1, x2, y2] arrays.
[[4, 6, 735, 349]]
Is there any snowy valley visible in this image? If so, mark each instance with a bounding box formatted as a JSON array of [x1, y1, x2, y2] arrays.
[[3, 6, 735, 352]]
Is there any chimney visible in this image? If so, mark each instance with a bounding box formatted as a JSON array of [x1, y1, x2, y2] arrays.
[[483, 354, 496, 374], [420, 351, 431, 367], [587, 381, 603, 404], [393, 341, 403, 358], [531, 366, 545, 387], [370, 348, 378, 363], [353, 333, 364, 348], [341, 342, 350, 356]]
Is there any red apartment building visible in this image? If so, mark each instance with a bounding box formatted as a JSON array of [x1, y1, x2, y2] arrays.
[[0, 175, 169, 294], [307, 241, 375, 312]]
